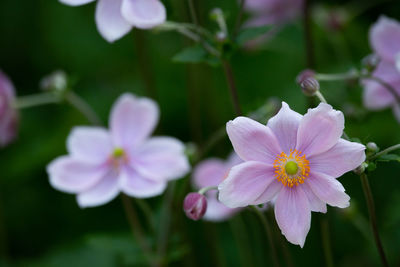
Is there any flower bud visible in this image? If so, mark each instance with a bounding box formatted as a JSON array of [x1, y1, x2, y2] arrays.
[[183, 192, 207, 221], [40, 70, 67, 92], [0, 70, 18, 147], [296, 69, 315, 85], [353, 162, 368, 175], [366, 142, 379, 153], [361, 54, 380, 73], [300, 77, 320, 96]]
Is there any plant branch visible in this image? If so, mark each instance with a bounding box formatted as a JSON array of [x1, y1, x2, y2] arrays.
[[222, 60, 242, 116], [368, 144, 400, 161], [64, 91, 102, 126]]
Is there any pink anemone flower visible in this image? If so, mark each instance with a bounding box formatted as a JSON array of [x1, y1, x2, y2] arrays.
[[218, 102, 365, 247], [193, 152, 242, 222], [363, 16, 400, 122], [0, 70, 18, 147], [59, 0, 166, 42], [47, 93, 190, 208]]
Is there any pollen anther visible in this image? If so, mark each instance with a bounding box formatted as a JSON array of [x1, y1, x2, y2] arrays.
[[273, 149, 310, 187]]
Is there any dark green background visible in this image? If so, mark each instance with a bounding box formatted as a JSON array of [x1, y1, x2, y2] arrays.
[[0, 0, 399, 266]]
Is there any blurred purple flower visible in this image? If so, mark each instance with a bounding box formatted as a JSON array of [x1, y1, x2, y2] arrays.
[[244, 0, 303, 27], [59, 0, 166, 42], [363, 16, 400, 122], [183, 192, 207, 221], [0, 70, 18, 147], [193, 152, 242, 222], [218, 102, 365, 247], [47, 93, 190, 208]]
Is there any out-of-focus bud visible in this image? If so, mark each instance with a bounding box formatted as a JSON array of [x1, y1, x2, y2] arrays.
[[366, 142, 379, 154], [353, 162, 368, 175], [0, 70, 18, 147], [296, 69, 316, 85], [361, 54, 380, 74], [300, 77, 320, 96], [40, 70, 68, 92], [183, 192, 207, 221]]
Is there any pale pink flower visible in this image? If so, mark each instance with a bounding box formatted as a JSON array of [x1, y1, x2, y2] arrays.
[[193, 153, 242, 222], [183, 192, 207, 221], [244, 0, 303, 26], [47, 93, 190, 208], [59, 0, 166, 42], [363, 16, 400, 122], [0, 70, 18, 147], [218, 102, 365, 247]]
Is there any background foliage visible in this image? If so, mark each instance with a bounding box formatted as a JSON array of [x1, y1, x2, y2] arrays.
[[0, 0, 400, 266]]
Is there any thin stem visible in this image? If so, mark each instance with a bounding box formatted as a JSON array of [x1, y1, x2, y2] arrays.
[[369, 144, 400, 161], [234, 0, 246, 38], [14, 92, 60, 109], [187, 0, 198, 26], [364, 76, 400, 104], [133, 30, 157, 99], [320, 217, 334, 267], [222, 60, 242, 116], [64, 91, 102, 126], [302, 0, 315, 68], [156, 183, 176, 266], [198, 186, 218, 195], [121, 195, 157, 267], [315, 91, 327, 103], [176, 28, 220, 57], [359, 173, 389, 267], [315, 71, 359, 81], [251, 206, 280, 267]]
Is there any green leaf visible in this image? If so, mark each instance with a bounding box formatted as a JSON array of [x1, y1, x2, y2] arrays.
[[236, 26, 271, 46], [376, 154, 400, 162], [172, 46, 207, 63]]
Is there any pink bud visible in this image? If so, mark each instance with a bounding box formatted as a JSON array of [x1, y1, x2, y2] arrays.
[[183, 193, 207, 221], [0, 70, 18, 147], [296, 69, 316, 85]]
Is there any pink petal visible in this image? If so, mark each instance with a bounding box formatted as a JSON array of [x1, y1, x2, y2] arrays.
[[110, 93, 159, 148], [254, 179, 283, 204], [119, 167, 167, 198], [296, 103, 344, 157], [77, 171, 120, 208], [370, 16, 400, 62], [309, 139, 365, 178], [393, 104, 400, 123], [131, 137, 190, 181], [193, 158, 226, 189], [203, 198, 239, 222], [121, 0, 166, 29], [59, 0, 95, 6], [95, 0, 132, 42], [218, 161, 278, 208], [306, 171, 350, 208], [67, 127, 113, 164], [267, 102, 302, 153], [226, 117, 281, 163], [274, 186, 311, 247], [47, 156, 106, 193], [302, 183, 327, 213]]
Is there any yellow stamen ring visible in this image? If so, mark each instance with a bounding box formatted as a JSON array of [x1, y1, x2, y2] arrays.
[[273, 149, 310, 187]]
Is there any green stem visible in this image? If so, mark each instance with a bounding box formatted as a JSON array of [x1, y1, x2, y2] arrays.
[[14, 92, 60, 109], [64, 91, 102, 126], [368, 144, 400, 161], [359, 174, 389, 267], [187, 0, 198, 26], [198, 186, 218, 195], [222, 60, 242, 116], [121, 195, 157, 267], [320, 217, 334, 267], [315, 91, 327, 103], [251, 207, 280, 267], [233, 0, 246, 37], [315, 71, 358, 81]]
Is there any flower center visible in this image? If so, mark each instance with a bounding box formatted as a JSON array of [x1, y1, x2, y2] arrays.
[[113, 147, 125, 158], [111, 147, 127, 170], [273, 149, 310, 187]]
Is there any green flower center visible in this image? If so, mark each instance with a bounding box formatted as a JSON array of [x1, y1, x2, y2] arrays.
[[284, 161, 298, 175], [113, 147, 125, 158]]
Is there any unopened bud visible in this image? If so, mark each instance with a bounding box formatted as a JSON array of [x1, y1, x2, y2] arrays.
[[353, 162, 368, 175], [366, 142, 379, 153], [300, 77, 320, 96], [40, 70, 68, 92], [296, 69, 315, 85], [183, 193, 207, 221], [361, 54, 380, 73]]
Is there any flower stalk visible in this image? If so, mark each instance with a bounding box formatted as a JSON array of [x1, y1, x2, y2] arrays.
[[359, 173, 389, 267], [14, 92, 61, 109], [368, 144, 400, 161]]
